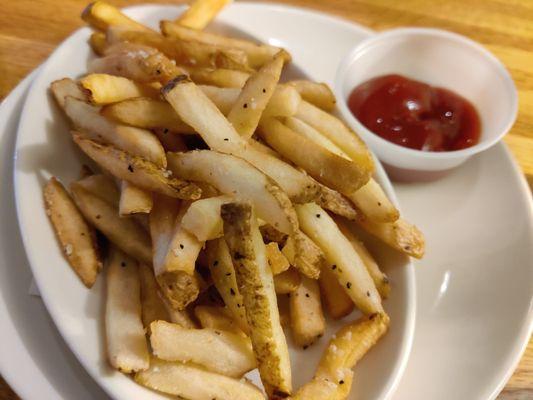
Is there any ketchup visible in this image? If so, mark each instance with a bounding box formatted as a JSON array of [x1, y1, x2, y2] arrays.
[[348, 74, 481, 151]]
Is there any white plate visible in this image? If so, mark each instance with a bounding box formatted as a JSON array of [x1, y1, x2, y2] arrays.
[[3, 3, 532, 400], [12, 3, 414, 400]]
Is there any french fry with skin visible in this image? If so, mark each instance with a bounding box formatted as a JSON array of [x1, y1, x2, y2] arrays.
[[289, 275, 325, 348], [149, 321, 256, 377], [70, 181, 152, 264], [138, 263, 170, 329], [280, 232, 324, 280], [206, 239, 249, 333], [82, 1, 153, 32], [135, 358, 265, 400], [295, 203, 383, 315], [291, 369, 353, 400], [72, 133, 201, 200], [227, 53, 285, 138], [175, 0, 233, 30], [118, 180, 153, 216], [319, 266, 354, 320], [194, 305, 246, 336], [288, 80, 336, 111], [64, 97, 166, 167], [50, 78, 88, 109], [161, 20, 284, 68], [80, 74, 159, 105], [315, 181, 359, 221], [222, 202, 292, 396], [162, 76, 320, 203], [105, 247, 149, 373], [266, 242, 290, 275], [190, 67, 250, 88], [44, 177, 102, 288], [274, 268, 301, 295]]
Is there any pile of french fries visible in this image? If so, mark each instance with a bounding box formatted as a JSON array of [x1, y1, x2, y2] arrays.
[[43, 0, 425, 398]]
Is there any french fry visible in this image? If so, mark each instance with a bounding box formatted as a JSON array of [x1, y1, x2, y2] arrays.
[[222, 202, 292, 396], [64, 97, 166, 167], [289, 275, 325, 347], [316, 313, 389, 380], [70, 182, 151, 263], [206, 239, 249, 333], [118, 180, 153, 216], [295, 100, 374, 175], [161, 20, 283, 68], [161, 295, 197, 328], [150, 321, 255, 377], [288, 80, 336, 111], [266, 242, 290, 274], [194, 305, 246, 336], [315, 181, 359, 221], [79, 164, 94, 179], [190, 67, 250, 88], [295, 203, 383, 315], [263, 84, 301, 117], [336, 219, 391, 298], [50, 78, 88, 109], [105, 246, 149, 372], [181, 195, 233, 241], [135, 358, 265, 400], [74, 173, 120, 206], [72, 133, 201, 200], [291, 369, 353, 400], [199, 84, 240, 113], [356, 217, 425, 259], [274, 268, 301, 294], [319, 266, 354, 320], [259, 117, 370, 193], [167, 150, 296, 235], [82, 1, 153, 32], [175, 0, 233, 30], [227, 53, 285, 138], [89, 31, 107, 55], [153, 128, 190, 152], [162, 76, 320, 203], [80, 74, 159, 105], [138, 263, 170, 329], [280, 232, 325, 280], [44, 177, 102, 288], [260, 223, 288, 244]]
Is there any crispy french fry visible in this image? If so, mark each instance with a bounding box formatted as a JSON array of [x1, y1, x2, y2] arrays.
[[190, 67, 250, 88], [227, 53, 285, 138], [291, 369, 353, 400], [150, 321, 255, 377], [288, 80, 336, 111], [194, 305, 246, 336], [72, 133, 201, 200], [153, 128, 190, 152], [74, 174, 120, 206], [167, 150, 296, 235], [80, 74, 159, 105], [319, 266, 354, 320], [356, 217, 425, 259], [118, 180, 152, 217], [44, 177, 102, 288], [64, 97, 166, 167], [89, 32, 107, 56], [50, 78, 88, 109], [316, 313, 389, 380], [274, 268, 301, 294], [295, 100, 374, 174], [135, 358, 265, 400], [280, 233, 325, 280], [222, 202, 292, 396], [105, 247, 149, 372], [289, 275, 325, 347], [161, 20, 283, 68], [260, 223, 288, 244], [82, 1, 153, 32], [348, 178, 400, 223], [70, 181, 151, 263], [263, 84, 301, 117], [138, 263, 170, 329], [206, 239, 249, 333], [181, 195, 233, 241], [266, 242, 290, 275], [295, 203, 383, 315], [336, 220, 391, 298], [175, 0, 233, 30], [162, 76, 320, 203], [315, 181, 359, 221]]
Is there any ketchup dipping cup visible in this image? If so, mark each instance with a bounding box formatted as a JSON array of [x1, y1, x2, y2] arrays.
[[334, 28, 518, 181]]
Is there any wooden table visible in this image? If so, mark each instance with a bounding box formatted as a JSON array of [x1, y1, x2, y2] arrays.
[[0, 1, 531, 399]]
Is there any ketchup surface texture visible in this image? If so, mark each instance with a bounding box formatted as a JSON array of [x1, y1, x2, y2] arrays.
[[348, 74, 481, 151]]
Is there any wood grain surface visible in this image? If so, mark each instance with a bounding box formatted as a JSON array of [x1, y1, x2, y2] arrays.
[[0, 1, 531, 399]]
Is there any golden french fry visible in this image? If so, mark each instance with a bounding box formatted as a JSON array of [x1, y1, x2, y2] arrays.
[[190, 67, 250, 88], [105, 246, 149, 373], [118, 180, 152, 216], [289, 275, 325, 348], [227, 53, 285, 138], [181, 195, 233, 241], [288, 80, 336, 111], [175, 0, 233, 30], [222, 202, 292, 396], [150, 321, 255, 377], [266, 242, 290, 275], [80, 74, 159, 105], [295, 203, 383, 315], [280, 233, 325, 280], [291, 369, 353, 400], [138, 263, 170, 329], [263, 84, 301, 117], [274, 268, 301, 294], [44, 177, 102, 288], [82, 1, 153, 32], [319, 266, 354, 320], [89, 32, 107, 55], [135, 358, 265, 400], [315, 181, 359, 221], [50, 78, 88, 109], [194, 305, 246, 336], [72, 133, 201, 200]]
